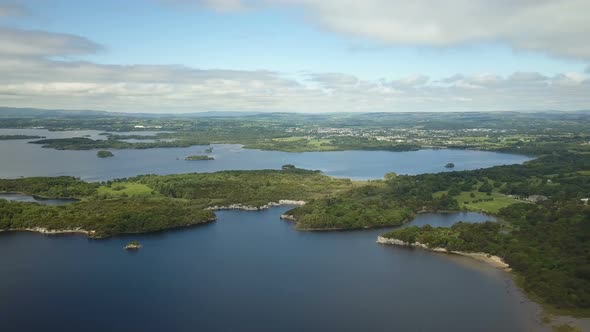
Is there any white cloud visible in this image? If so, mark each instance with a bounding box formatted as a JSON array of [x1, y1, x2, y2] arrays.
[[391, 75, 429, 88], [0, 28, 101, 57], [0, 7, 588, 113], [1, 53, 587, 112], [197, 0, 590, 59]]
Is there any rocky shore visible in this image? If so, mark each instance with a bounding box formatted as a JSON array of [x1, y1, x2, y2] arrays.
[[376, 236, 510, 270], [280, 214, 296, 221], [208, 200, 305, 211], [124, 241, 142, 250], [0, 227, 94, 236]]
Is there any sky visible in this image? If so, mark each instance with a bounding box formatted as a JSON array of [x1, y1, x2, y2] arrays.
[[0, 0, 589, 113]]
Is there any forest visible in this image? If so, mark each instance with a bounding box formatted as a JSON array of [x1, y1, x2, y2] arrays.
[[0, 197, 215, 237], [0, 167, 354, 236]]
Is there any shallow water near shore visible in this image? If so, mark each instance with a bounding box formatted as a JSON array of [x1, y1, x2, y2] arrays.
[[0, 208, 544, 332]]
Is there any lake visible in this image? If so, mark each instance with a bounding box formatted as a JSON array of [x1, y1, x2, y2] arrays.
[[0, 208, 543, 332], [0, 128, 545, 331], [0, 129, 531, 181]]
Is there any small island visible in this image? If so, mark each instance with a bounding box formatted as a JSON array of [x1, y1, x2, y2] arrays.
[[185, 155, 214, 161], [445, 162, 455, 168], [97, 150, 114, 158], [204, 147, 214, 153], [124, 241, 142, 250], [0, 135, 44, 140]]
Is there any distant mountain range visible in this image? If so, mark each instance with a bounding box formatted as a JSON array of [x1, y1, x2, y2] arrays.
[[0, 106, 588, 119], [0, 107, 263, 118]]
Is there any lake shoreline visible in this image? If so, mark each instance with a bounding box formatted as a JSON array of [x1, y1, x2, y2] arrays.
[[0, 227, 92, 236], [376, 236, 510, 270], [0, 217, 218, 239], [208, 199, 306, 211], [375, 236, 590, 331], [285, 209, 493, 231]]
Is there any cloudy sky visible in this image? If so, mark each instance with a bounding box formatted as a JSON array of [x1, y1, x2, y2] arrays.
[[0, 0, 589, 113]]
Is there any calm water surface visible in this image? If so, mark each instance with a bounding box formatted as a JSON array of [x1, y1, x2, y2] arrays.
[[0, 208, 541, 332], [0, 129, 543, 331], [0, 129, 531, 181]]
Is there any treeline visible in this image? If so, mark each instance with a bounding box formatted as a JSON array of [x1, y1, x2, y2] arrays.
[[131, 168, 353, 208], [288, 174, 459, 230], [246, 136, 421, 152], [0, 135, 44, 140], [29, 137, 210, 150], [0, 197, 215, 237], [287, 152, 590, 230], [0, 177, 98, 198], [0, 168, 354, 237]]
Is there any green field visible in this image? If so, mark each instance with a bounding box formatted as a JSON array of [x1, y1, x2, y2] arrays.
[[455, 190, 522, 213], [434, 188, 522, 214], [97, 182, 156, 198]]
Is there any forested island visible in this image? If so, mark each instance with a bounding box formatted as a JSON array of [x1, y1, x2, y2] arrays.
[[124, 241, 142, 250], [185, 155, 214, 161], [97, 150, 114, 158], [29, 137, 210, 150], [0, 135, 44, 140]]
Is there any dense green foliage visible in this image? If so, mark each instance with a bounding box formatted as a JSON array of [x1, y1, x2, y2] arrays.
[[132, 168, 354, 208], [0, 135, 43, 140], [0, 177, 98, 198], [0, 197, 215, 238], [284, 152, 590, 311], [383, 222, 502, 252], [30, 137, 209, 150], [0, 168, 354, 236], [288, 179, 457, 229], [185, 155, 214, 161], [288, 151, 590, 229], [97, 150, 114, 158]]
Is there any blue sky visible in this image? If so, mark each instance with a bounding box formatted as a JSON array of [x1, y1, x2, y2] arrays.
[[0, 0, 589, 113]]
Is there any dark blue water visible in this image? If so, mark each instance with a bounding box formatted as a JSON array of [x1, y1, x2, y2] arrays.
[[0, 129, 531, 181], [0, 193, 78, 205], [0, 208, 539, 332], [0, 129, 542, 331]]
